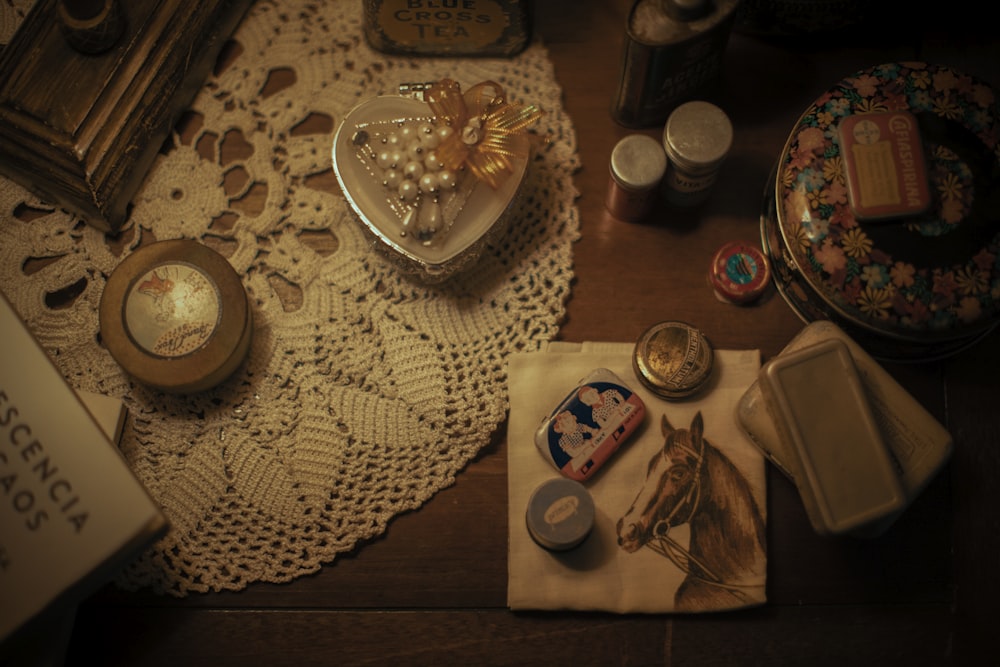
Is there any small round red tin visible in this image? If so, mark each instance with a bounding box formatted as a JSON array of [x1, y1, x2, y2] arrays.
[[710, 240, 770, 304]]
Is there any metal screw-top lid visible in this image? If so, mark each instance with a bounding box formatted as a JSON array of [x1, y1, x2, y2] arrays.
[[662, 101, 733, 174], [610, 134, 668, 191], [632, 320, 714, 399]]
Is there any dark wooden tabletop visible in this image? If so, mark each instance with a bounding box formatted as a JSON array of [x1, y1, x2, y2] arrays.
[[58, 2, 999, 665]]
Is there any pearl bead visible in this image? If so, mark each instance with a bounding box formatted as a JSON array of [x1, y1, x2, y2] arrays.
[[383, 168, 402, 189], [419, 173, 439, 193], [436, 126, 454, 143], [418, 199, 442, 236], [424, 151, 443, 172], [397, 180, 419, 202], [419, 122, 439, 148], [398, 123, 417, 143], [403, 160, 424, 181], [437, 170, 457, 190], [376, 150, 403, 169], [406, 141, 424, 162], [385, 132, 402, 148]]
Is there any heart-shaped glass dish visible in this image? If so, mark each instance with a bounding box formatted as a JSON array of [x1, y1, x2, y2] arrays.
[[333, 93, 531, 282]]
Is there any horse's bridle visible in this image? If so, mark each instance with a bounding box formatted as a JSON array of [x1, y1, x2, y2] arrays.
[[645, 433, 711, 576], [644, 434, 759, 601]]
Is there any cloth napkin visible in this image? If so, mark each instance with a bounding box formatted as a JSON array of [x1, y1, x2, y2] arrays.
[[507, 342, 766, 613]]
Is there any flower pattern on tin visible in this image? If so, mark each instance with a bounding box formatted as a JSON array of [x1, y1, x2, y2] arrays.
[[779, 62, 1000, 333]]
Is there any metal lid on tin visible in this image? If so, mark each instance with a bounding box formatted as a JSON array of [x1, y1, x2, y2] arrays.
[[632, 321, 714, 399], [99, 239, 253, 394], [525, 477, 596, 551], [609, 134, 667, 191], [710, 241, 771, 304], [662, 101, 733, 174]]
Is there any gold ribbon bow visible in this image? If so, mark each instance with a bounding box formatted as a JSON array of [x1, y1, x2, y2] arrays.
[[425, 79, 543, 190]]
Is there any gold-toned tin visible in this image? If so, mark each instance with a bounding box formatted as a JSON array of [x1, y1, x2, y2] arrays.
[[363, 0, 532, 57], [99, 239, 253, 394], [632, 320, 714, 399]]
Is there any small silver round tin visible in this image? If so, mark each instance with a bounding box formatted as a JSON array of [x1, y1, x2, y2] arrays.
[[99, 239, 253, 394], [632, 320, 714, 399], [525, 477, 595, 552], [606, 134, 668, 222], [661, 101, 733, 206]]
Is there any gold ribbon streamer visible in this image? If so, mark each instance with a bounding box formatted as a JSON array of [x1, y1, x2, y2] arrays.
[[425, 79, 544, 190]]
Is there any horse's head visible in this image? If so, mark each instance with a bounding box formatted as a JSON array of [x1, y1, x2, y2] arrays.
[[616, 411, 706, 553]]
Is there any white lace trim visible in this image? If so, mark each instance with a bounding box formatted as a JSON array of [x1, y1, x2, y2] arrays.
[[0, 0, 579, 595]]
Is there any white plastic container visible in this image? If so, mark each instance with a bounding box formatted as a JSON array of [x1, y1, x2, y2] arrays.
[[757, 337, 906, 535]]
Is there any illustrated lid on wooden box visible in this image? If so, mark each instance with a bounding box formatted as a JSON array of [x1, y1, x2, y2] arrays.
[[764, 62, 1000, 360], [332, 79, 543, 282]]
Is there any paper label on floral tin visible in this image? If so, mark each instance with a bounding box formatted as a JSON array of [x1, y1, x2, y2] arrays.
[[507, 343, 766, 613]]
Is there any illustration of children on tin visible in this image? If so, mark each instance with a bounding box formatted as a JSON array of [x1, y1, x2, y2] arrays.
[[578, 384, 630, 439], [539, 370, 647, 482], [553, 410, 600, 461]]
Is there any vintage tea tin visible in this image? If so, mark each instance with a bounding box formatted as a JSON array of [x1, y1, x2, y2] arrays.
[[99, 239, 253, 394], [363, 0, 532, 57], [632, 320, 714, 399]]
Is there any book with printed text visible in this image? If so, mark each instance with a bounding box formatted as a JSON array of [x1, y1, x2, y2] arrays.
[[0, 290, 168, 651]]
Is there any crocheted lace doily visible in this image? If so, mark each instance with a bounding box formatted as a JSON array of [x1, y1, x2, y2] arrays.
[[0, 0, 579, 595]]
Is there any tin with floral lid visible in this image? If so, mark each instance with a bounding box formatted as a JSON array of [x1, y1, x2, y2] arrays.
[[762, 62, 1000, 361]]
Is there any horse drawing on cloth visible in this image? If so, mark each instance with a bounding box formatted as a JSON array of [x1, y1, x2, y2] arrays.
[[616, 411, 767, 611]]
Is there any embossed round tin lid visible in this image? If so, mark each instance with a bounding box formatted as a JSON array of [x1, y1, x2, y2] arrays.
[[525, 477, 595, 551], [100, 239, 252, 393], [774, 62, 1000, 346], [632, 321, 714, 399]]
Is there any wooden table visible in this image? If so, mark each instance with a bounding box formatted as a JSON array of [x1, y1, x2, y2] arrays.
[[61, 2, 1000, 664]]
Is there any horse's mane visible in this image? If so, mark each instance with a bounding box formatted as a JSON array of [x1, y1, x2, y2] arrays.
[[692, 439, 767, 570]]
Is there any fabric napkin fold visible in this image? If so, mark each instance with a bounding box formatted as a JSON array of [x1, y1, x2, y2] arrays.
[[507, 342, 766, 613]]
